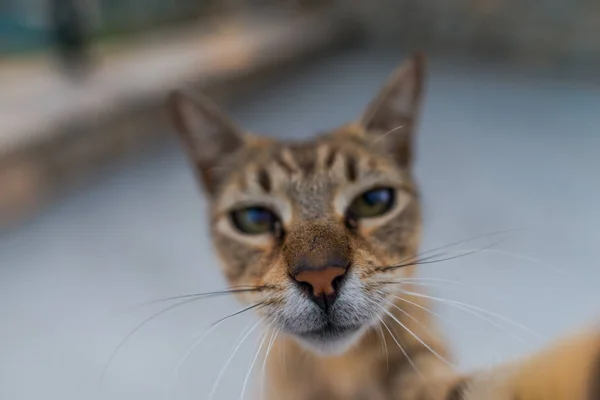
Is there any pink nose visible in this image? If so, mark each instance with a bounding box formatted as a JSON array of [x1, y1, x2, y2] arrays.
[[293, 266, 347, 297]]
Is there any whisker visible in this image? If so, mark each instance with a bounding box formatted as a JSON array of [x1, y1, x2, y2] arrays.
[[384, 299, 441, 342], [261, 328, 279, 399], [411, 239, 506, 266], [383, 277, 519, 322], [380, 278, 491, 300], [375, 323, 389, 371], [376, 238, 506, 273], [210, 303, 266, 328], [240, 326, 270, 400], [175, 320, 224, 379], [411, 228, 525, 261], [398, 289, 544, 341], [378, 250, 453, 273], [383, 245, 570, 291], [280, 328, 288, 382], [382, 283, 491, 338], [130, 286, 267, 308], [100, 295, 208, 385], [381, 307, 455, 369], [381, 250, 448, 270], [371, 124, 405, 146], [375, 228, 523, 274], [175, 302, 265, 380], [392, 294, 529, 346], [388, 277, 475, 288], [384, 280, 482, 294], [367, 296, 428, 383], [377, 315, 427, 385], [393, 294, 463, 332], [441, 247, 568, 278], [209, 319, 263, 400]]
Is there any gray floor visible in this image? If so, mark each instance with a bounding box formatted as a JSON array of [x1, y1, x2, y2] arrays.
[[1, 50, 599, 400]]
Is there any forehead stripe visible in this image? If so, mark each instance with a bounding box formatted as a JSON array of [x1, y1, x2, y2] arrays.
[[257, 168, 272, 193], [273, 152, 294, 175], [345, 154, 358, 182], [325, 146, 338, 168]]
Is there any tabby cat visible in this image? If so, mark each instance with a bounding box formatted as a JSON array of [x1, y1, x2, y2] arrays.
[[167, 54, 600, 399]]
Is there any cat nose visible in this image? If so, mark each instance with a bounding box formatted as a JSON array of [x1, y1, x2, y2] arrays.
[[293, 266, 348, 309]]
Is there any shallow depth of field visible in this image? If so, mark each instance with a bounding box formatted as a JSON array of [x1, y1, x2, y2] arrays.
[[1, 1, 599, 399]]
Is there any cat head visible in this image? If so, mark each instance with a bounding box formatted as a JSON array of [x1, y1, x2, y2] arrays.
[[168, 54, 425, 354]]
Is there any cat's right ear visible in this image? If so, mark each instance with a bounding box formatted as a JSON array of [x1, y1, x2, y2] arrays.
[[358, 53, 426, 167], [167, 90, 245, 195]]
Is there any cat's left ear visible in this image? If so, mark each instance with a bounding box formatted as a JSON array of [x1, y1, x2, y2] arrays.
[[359, 53, 426, 166]]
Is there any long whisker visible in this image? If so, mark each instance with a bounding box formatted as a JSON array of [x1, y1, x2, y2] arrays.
[[280, 328, 288, 382], [376, 250, 456, 273], [100, 295, 209, 385], [398, 289, 544, 341], [380, 278, 495, 303], [381, 307, 455, 369], [408, 228, 525, 262], [383, 278, 516, 322], [210, 303, 266, 329], [261, 328, 279, 399], [391, 247, 567, 280], [376, 238, 506, 273], [377, 315, 426, 384], [175, 319, 224, 380], [381, 250, 448, 270], [367, 295, 426, 379], [375, 228, 523, 274], [371, 124, 405, 146], [393, 294, 530, 346], [393, 294, 465, 332], [375, 323, 389, 371], [383, 275, 546, 327], [240, 327, 270, 400], [438, 247, 568, 278], [175, 303, 265, 379], [383, 280, 485, 294], [378, 311, 448, 400], [384, 299, 440, 342], [387, 277, 475, 288], [408, 239, 506, 267], [209, 319, 263, 400], [131, 286, 268, 308]]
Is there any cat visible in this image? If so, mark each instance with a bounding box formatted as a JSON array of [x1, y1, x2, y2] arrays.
[[167, 54, 600, 399]]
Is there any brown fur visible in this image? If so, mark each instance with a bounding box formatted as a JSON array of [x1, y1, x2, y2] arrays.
[[168, 54, 600, 399]]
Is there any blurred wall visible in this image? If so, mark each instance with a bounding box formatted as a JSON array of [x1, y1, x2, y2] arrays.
[[343, 0, 600, 72], [0, 0, 210, 54]]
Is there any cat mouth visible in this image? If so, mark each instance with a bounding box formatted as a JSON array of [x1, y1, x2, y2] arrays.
[[292, 323, 364, 354], [296, 323, 362, 343]]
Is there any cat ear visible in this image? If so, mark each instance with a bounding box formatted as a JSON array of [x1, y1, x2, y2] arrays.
[[359, 53, 426, 166], [168, 90, 245, 194]]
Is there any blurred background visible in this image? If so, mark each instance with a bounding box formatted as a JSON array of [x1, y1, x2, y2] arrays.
[[1, 1, 599, 399]]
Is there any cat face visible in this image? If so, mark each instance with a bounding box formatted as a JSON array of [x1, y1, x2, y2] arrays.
[[169, 54, 425, 354]]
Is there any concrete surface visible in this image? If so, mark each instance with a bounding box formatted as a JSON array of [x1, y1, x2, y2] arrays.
[[1, 50, 599, 400]]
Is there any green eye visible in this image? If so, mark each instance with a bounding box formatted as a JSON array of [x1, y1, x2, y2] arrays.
[[347, 187, 395, 219], [230, 207, 279, 235]]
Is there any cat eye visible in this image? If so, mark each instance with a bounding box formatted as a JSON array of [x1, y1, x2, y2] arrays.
[[230, 206, 280, 235], [347, 187, 395, 219]]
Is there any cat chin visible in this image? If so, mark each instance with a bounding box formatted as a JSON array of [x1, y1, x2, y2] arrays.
[[293, 325, 367, 356]]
